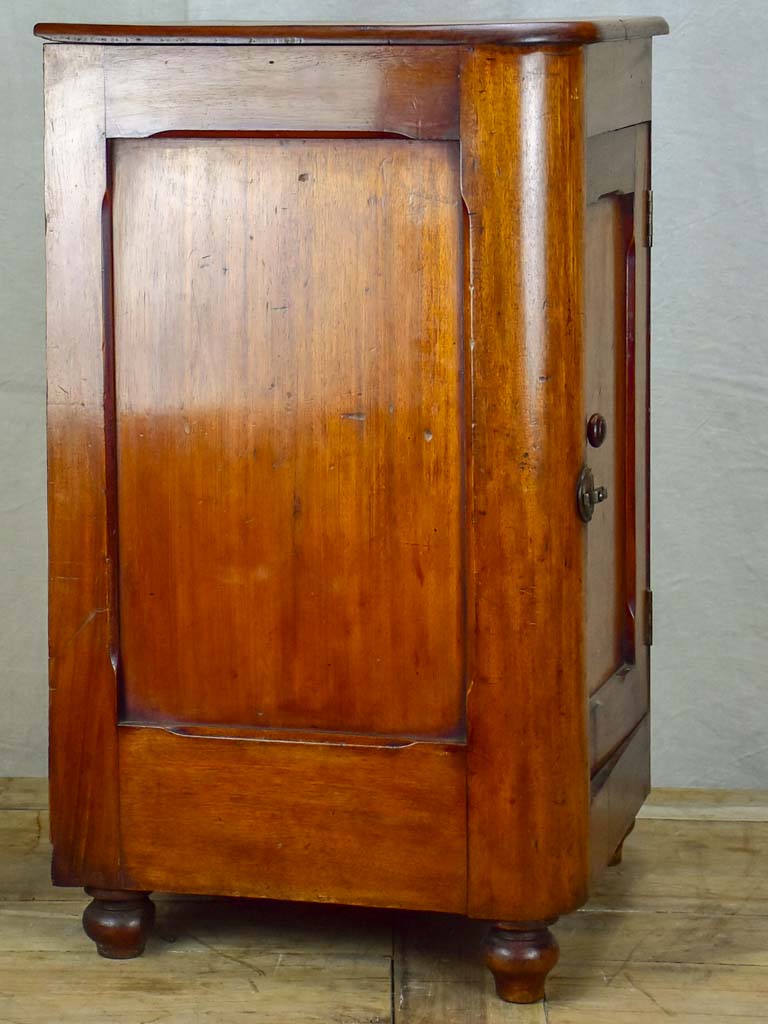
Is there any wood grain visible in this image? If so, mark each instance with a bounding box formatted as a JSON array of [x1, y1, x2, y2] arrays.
[[547, 963, 768, 1023], [41, 27, 664, 989], [590, 818, 768, 916], [0, 778, 47, 810], [0, 948, 393, 1023], [113, 137, 465, 739], [35, 19, 670, 46], [460, 45, 590, 922], [104, 46, 461, 140], [0, 810, 67, 902], [43, 44, 122, 890], [4, 785, 768, 1021], [585, 123, 652, 772], [558, 909, 768, 968], [584, 194, 627, 694], [118, 726, 467, 912], [641, 788, 768, 822], [395, 912, 547, 1023]]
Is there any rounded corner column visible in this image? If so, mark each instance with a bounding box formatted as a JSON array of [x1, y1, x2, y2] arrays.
[[460, 44, 591, 924]]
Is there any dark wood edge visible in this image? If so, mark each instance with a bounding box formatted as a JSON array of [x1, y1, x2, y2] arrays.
[[34, 19, 669, 46]]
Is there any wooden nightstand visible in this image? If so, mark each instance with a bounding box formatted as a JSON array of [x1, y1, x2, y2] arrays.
[[37, 17, 667, 1002]]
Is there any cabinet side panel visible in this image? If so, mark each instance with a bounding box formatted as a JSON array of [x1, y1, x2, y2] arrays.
[[461, 47, 590, 921], [44, 45, 122, 887], [585, 39, 651, 137]]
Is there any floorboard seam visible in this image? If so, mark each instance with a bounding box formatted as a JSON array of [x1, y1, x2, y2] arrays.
[[389, 916, 397, 1024]]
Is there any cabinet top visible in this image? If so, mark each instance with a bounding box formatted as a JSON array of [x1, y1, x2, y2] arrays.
[[34, 18, 668, 47]]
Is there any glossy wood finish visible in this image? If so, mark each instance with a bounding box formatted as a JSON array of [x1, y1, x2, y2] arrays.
[[43, 44, 122, 890], [82, 889, 154, 958], [7, 781, 768, 1023], [40, 24, 663, 1004], [104, 46, 460, 140], [113, 137, 465, 737], [484, 921, 560, 1003], [117, 726, 467, 912], [36, 19, 669, 46], [461, 46, 590, 922]]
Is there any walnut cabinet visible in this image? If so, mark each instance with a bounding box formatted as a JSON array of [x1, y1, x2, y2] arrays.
[[37, 18, 667, 1002]]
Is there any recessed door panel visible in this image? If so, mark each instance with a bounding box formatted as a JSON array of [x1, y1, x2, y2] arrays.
[[585, 124, 651, 771], [585, 195, 630, 692], [113, 138, 466, 738]]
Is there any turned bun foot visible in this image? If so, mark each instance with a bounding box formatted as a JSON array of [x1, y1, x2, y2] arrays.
[[82, 888, 155, 959], [484, 920, 559, 1003]]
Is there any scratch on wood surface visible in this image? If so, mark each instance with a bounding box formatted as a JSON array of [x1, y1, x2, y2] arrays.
[[65, 607, 106, 646], [624, 972, 674, 1016], [190, 935, 267, 976]]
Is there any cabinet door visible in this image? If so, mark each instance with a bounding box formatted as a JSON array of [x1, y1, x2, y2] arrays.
[[584, 124, 652, 778], [114, 138, 465, 740], [45, 44, 469, 910]]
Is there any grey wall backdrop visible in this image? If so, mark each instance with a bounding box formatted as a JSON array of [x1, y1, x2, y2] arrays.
[[2, 1, 766, 785]]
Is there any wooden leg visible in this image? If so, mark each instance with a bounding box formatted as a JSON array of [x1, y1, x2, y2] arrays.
[[82, 888, 155, 959], [484, 919, 559, 1003], [608, 821, 636, 866]]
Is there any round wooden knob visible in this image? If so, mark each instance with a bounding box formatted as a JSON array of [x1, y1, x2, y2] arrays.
[[587, 413, 607, 448]]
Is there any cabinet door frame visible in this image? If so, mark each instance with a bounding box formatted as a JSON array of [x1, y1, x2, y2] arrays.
[[44, 40, 650, 917], [44, 42, 472, 904], [45, 45, 120, 887]]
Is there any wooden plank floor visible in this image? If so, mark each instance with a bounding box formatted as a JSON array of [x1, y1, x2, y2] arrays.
[[0, 781, 766, 1022]]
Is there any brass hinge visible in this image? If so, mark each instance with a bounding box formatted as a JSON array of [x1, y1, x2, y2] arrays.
[[644, 589, 653, 646], [645, 189, 654, 248]]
